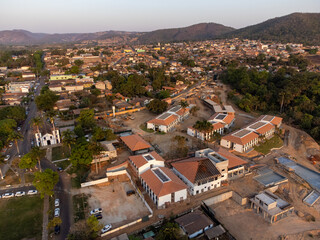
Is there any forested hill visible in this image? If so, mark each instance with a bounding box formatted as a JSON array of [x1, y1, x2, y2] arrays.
[[222, 13, 320, 45]]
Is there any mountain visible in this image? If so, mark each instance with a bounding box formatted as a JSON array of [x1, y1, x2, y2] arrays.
[[137, 23, 234, 43], [222, 13, 320, 45]]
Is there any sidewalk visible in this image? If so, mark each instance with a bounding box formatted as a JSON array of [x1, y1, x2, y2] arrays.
[[42, 195, 49, 240]]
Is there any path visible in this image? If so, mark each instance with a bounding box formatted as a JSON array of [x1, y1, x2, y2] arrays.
[[42, 195, 49, 240]]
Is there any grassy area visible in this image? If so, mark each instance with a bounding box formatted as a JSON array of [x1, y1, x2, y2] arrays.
[[25, 173, 35, 183], [52, 146, 70, 161], [254, 135, 283, 155], [0, 196, 43, 240], [56, 159, 71, 170], [139, 124, 154, 133], [73, 194, 88, 222]]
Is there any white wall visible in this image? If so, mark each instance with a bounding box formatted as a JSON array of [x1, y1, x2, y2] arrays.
[[138, 160, 165, 175]]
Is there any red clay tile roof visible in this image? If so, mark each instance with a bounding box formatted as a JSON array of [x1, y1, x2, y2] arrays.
[[129, 151, 164, 168], [140, 167, 187, 197], [172, 157, 220, 183], [147, 114, 178, 126], [254, 123, 275, 135], [120, 134, 151, 152], [212, 122, 225, 130], [209, 113, 234, 125], [222, 130, 259, 145], [216, 147, 248, 169]]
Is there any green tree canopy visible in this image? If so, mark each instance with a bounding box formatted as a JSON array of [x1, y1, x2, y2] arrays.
[[77, 109, 96, 130], [69, 141, 93, 167], [33, 169, 59, 198], [35, 89, 59, 112], [19, 152, 37, 169], [147, 99, 168, 114], [193, 120, 213, 132]]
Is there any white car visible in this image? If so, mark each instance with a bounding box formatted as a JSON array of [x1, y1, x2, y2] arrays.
[[54, 208, 60, 217], [90, 208, 102, 215], [55, 198, 60, 207], [8, 142, 13, 148], [27, 190, 38, 195], [101, 224, 112, 234], [15, 191, 26, 197], [17, 127, 21, 131], [4, 155, 10, 161], [2, 193, 14, 198]]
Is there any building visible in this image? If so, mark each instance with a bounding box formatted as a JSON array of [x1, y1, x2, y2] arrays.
[[245, 121, 275, 139], [92, 141, 117, 164], [208, 113, 235, 129], [128, 151, 165, 176], [203, 99, 235, 115], [172, 157, 222, 195], [50, 74, 76, 81], [250, 191, 294, 223], [220, 129, 259, 153], [5, 81, 33, 93], [140, 167, 187, 208], [35, 130, 61, 147], [256, 115, 283, 128], [120, 134, 152, 155], [175, 210, 214, 238], [187, 121, 224, 141], [147, 105, 190, 133]]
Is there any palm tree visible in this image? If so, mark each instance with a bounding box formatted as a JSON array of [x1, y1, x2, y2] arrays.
[[180, 100, 189, 109], [62, 130, 76, 154], [89, 141, 104, 174], [31, 117, 43, 134], [8, 131, 23, 155], [46, 110, 57, 132], [30, 146, 46, 172]]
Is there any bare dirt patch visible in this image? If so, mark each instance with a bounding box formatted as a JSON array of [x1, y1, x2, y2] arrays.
[[76, 181, 150, 228]]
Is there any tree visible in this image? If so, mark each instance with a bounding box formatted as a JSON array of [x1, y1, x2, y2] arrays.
[[46, 110, 57, 131], [62, 129, 76, 153], [77, 109, 96, 130], [29, 146, 46, 172], [74, 59, 84, 67], [92, 127, 116, 141], [86, 215, 103, 238], [88, 141, 104, 174], [156, 221, 186, 240], [31, 117, 43, 133], [47, 217, 62, 229], [69, 141, 93, 167], [7, 131, 23, 154], [19, 152, 37, 170], [147, 99, 168, 114], [193, 120, 213, 132], [180, 100, 189, 109], [35, 90, 59, 112], [190, 106, 199, 116], [33, 169, 59, 198]]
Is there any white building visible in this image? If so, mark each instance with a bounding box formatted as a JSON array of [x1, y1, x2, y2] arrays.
[[92, 141, 117, 164], [187, 121, 224, 141], [128, 151, 165, 176], [35, 130, 61, 147], [220, 129, 259, 153], [140, 167, 187, 208]]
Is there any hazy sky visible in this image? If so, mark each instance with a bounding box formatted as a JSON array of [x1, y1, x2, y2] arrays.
[[1, 0, 319, 33]]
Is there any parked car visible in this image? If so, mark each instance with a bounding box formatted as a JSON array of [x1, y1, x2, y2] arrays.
[[101, 224, 112, 234], [54, 225, 60, 235], [55, 198, 60, 207], [126, 190, 135, 196], [8, 142, 13, 148], [17, 127, 21, 131], [57, 167, 63, 172], [15, 191, 25, 197], [27, 190, 38, 195], [94, 213, 103, 220], [54, 208, 60, 217], [4, 155, 10, 161], [90, 208, 102, 215], [2, 193, 14, 198]]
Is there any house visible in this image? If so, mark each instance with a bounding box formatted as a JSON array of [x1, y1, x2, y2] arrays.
[[175, 210, 214, 238], [220, 129, 259, 153], [95, 81, 106, 90], [35, 129, 61, 147], [250, 190, 294, 223], [208, 113, 235, 129], [245, 121, 275, 139], [147, 105, 190, 133], [92, 141, 117, 164], [187, 121, 224, 141], [256, 115, 283, 128], [120, 134, 152, 155], [140, 167, 187, 208], [50, 74, 76, 81], [172, 157, 222, 195], [5, 81, 33, 93], [128, 151, 165, 176]]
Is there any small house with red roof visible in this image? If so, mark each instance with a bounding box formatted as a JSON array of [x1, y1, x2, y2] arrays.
[[220, 129, 259, 153], [128, 151, 165, 176], [120, 134, 152, 155]]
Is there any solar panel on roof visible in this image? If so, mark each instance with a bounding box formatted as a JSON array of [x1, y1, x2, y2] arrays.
[[249, 121, 266, 130], [263, 115, 274, 121], [144, 154, 154, 161], [169, 106, 181, 112], [157, 112, 171, 120], [215, 114, 226, 120], [153, 168, 170, 182], [233, 129, 251, 138]]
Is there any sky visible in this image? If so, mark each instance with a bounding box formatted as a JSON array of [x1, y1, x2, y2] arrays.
[[1, 0, 319, 33]]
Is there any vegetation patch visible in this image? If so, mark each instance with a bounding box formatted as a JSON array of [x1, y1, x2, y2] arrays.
[[254, 135, 283, 154], [56, 159, 71, 170], [0, 196, 43, 240], [73, 194, 89, 222], [24, 173, 35, 183], [0, 169, 20, 186], [52, 145, 70, 161]]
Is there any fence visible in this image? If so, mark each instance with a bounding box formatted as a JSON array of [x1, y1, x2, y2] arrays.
[[203, 191, 233, 206], [80, 177, 109, 188]]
